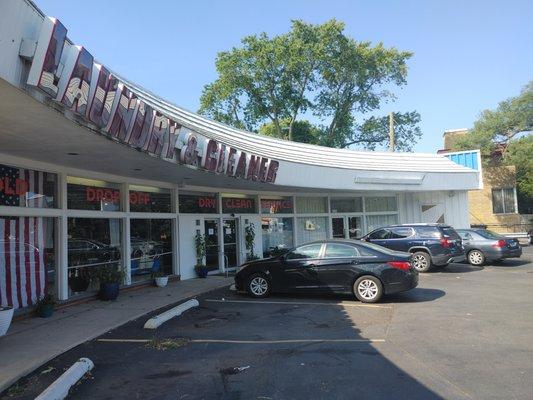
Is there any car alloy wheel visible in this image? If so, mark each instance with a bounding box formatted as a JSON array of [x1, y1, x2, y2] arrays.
[[354, 276, 383, 303], [358, 279, 378, 300], [411, 252, 431, 272], [248, 274, 270, 298], [468, 250, 485, 266]]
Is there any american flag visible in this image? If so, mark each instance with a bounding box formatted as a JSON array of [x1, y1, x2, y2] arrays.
[[0, 217, 47, 309], [0, 164, 47, 208], [1, 165, 48, 309]]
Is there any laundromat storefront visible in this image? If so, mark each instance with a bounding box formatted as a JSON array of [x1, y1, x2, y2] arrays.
[[0, 1, 480, 311]]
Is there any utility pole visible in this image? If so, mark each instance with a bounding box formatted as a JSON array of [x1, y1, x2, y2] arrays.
[[389, 112, 395, 152]]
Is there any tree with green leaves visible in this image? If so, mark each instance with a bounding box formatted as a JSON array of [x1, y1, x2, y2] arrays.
[[199, 19, 421, 151], [452, 82, 533, 213]]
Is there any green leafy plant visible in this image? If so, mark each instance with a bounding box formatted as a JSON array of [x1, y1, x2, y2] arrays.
[[245, 223, 259, 261], [91, 266, 125, 285], [194, 231, 207, 267], [36, 291, 56, 308], [151, 270, 168, 279], [35, 291, 56, 316]]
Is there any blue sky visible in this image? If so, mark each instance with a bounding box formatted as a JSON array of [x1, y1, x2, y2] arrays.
[[35, 0, 532, 153]]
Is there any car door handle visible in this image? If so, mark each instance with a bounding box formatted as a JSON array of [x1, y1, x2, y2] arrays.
[[307, 265, 318, 274], [351, 260, 359, 265]]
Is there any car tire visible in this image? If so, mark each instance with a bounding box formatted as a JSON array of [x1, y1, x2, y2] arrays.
[[353, 275, 383, 303], [246, 273, 271, 298], [411, 251, 432, 272], [468, 250, 485, 266]]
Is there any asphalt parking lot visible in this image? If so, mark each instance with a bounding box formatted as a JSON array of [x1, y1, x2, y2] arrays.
[[2, 247, 532, 400]]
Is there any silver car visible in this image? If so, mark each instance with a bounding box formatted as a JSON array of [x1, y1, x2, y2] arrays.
[[456, 229, 522, 266]]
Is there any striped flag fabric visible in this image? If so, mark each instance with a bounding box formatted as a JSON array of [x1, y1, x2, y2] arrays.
[[0, 164, 47, 208], [0, 217, 47, 309], [1, 164, 49, 309]]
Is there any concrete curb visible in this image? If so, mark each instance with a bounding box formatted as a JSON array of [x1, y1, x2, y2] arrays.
[[35, 358, 94, 400], [144, 299, 199, 329]]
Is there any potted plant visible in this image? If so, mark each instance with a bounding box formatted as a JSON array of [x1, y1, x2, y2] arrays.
[[0, 306, 14, 336], [245, 223, 260, 261], [36, 292, 56, 318], [194, 232, 208, 278], [93, 266, 125, 301], [152, 270, 169, 287]]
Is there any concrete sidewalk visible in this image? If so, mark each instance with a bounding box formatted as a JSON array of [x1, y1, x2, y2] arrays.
[[0, 276, 232, 393]]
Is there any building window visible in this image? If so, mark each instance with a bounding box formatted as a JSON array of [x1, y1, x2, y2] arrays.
[[260, 197, 293, 214], [67, 177, 121, 211], [330, 197, 362, 213], [492, 188, 517, 214], [261, 217, 294, 258], [365, 196, 397, 212], [0, 164, 57, 208], [296, 216, 328, 243], [296, 197, 327, 214], [130, 219, 172, 283], [129, 185, 171, 213], [67, 218, 122, 296], [221, 195, 256, 214], [0, 216, 56, 309], [366, 214, 399, 233], [179, 192, 218, 214]]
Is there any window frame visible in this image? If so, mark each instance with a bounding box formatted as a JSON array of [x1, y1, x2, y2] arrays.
[[491, 187, 517, 214]]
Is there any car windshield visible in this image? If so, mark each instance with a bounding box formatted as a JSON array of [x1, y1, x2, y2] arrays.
[[476, 230, 503, 240]]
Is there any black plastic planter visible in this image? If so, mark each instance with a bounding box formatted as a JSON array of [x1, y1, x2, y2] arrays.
[[38, 304, 54, 318], [99, 283, 120, 301]]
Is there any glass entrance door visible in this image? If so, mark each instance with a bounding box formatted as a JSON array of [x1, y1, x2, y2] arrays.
[[223, 219, 238, 269], [332, 217, 345, 238], [331, 216, 363, 239], [204, 219, 220, 271]]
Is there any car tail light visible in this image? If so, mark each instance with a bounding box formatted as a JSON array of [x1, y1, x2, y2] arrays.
[[440, 237, 451, 248], [492, 239, 506, 248], [387, 261, 411, 271]]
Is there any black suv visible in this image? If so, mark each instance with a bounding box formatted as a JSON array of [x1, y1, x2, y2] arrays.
[[361, 224, 465, 272]]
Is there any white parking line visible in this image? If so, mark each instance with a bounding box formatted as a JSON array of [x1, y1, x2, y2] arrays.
[[97, 338, 385, 344], [205, 299, 392, 309]]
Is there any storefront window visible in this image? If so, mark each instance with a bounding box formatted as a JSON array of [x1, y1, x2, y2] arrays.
[[130, 219, 172, 283], [366, 214, 399, 233], [67, 177, 121, 211], [0, 164, 57, 208], [67, 218, 122, 295], [296, 197, 327, 214], [0, 216, 56, 309], [260, 197, 293, 214], [365, 196, 397, 212], [262, 217, 293, 258], [222, 195, 256, 214], [179, 192, 218, 214], [129, 185, 172, 213], [296, 216, 328, 243], [330, 197, 362, 213]]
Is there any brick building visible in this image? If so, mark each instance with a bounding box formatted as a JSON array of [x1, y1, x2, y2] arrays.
[[441, 129, 525, 233]]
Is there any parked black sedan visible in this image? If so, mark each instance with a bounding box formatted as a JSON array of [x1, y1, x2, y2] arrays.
[[235, 239, 418, 303]]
